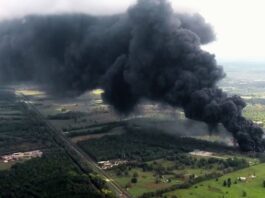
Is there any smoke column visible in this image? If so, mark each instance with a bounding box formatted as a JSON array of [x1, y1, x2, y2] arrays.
[[0, 0, 264, 151]]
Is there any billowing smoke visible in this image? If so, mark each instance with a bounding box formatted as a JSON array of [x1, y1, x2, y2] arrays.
[[0, 0, 264, 151]]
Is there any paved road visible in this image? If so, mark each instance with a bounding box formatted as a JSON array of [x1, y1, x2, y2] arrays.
[[19, 93, 131, 198]]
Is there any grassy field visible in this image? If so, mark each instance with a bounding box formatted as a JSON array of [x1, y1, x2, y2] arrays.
[[243, 104, 265, 126], [0, 160, 24, 170], [166, 163, 265, 198], [108, 157, 226, 197], [108, 154, 260, 198], [0, 162, 14, 170], [109, 167, 181, 197]]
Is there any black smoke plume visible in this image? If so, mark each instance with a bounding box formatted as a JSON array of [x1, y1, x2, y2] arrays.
[[0, 0, 264, 151]]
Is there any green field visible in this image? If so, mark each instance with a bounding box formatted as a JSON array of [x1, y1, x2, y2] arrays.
[[0, 161, 15, 170], [243, 104, 265, 126], [167, 163, 265, 198], [109, 167, 181, 197], [108, 155, 252, 197], [108, 159, 185, 197], [0, 160, 27, 171]]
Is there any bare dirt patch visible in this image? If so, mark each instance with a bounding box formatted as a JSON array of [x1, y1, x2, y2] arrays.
[[70, 127, 125, 143]]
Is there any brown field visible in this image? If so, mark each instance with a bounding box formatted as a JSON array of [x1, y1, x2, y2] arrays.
[[70, 127, 125, 143]]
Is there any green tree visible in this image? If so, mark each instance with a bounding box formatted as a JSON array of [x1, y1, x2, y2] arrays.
[[133, 172, 139, 178], [116, 170, 122, 176], [125, 183, 132, 188], [131, 177, 137, 183], [227, 178, 231, 187]]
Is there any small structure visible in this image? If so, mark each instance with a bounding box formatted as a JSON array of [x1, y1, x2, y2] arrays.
[[238, 175, 256, 182], [0, 150, 43, 163], [98, 159, 128, 170], [189, 150, 214, 157], [238, 177, 247, 181], [253, 121, 263, 127]]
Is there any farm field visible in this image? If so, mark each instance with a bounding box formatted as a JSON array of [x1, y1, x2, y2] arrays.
[[166, 163, 265, 198], [108, 158, 212, 197], [106, 152, 256, 197], [109, 167, 182, 197]]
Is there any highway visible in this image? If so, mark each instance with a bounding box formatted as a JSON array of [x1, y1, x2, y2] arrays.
[[18, 93, 131, 198]]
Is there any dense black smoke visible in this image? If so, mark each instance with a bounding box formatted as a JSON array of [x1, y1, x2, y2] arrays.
[[0, 0, 264, 151]]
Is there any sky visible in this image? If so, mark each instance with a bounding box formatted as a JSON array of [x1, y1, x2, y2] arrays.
[[0, 0, 264, 62]]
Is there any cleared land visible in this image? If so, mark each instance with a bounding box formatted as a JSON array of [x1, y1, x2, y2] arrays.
[[166, 163, 265, 198], [109, 167, 181, 197]]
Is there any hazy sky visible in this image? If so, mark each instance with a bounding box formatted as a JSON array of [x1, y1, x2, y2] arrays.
[[0, 0, 264, 62]]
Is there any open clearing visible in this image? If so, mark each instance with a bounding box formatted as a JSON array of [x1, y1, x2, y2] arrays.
[[0, 161, 17, 170], [166, 163, 265, 198], [70, 129, 124, 143], [108, 167, 181, 197]]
